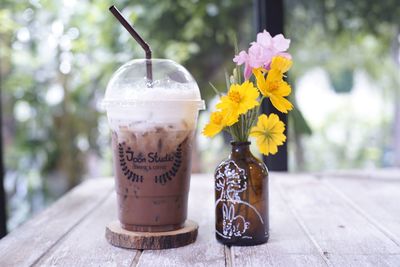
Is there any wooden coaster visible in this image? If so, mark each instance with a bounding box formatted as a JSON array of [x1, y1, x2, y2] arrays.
[[105, 220, 198, 250]]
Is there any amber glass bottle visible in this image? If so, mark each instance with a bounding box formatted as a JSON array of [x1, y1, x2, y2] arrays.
[[215, 141, 269, 246]]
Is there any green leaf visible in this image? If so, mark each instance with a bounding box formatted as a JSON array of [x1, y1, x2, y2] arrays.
[[209, 82, 222, 97], [290, 108, 312, 136]]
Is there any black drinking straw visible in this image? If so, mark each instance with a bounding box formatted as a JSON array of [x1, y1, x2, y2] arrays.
[[109, 5, 153, 84]]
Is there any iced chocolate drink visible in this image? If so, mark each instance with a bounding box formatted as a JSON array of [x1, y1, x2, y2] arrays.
[[111, 124, 194, 231], [103, 59, 204, 232]]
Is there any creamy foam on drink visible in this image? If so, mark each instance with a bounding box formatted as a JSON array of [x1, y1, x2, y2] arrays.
[[103, 59, 204, 232], [106, 80, 200, 129]]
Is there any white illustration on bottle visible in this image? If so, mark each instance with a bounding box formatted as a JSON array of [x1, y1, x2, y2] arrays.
[[215, 160, 264, 239], [222, 203, 250, 237]]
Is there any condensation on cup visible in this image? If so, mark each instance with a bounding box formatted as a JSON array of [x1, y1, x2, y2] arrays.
[[102, 59, 205, 232]]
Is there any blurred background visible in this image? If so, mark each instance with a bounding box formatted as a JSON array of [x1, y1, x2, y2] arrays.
[[0, 0, 399, 233]]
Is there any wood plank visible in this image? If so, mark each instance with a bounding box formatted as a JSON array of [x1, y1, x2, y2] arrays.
[[322, 176, 400, 246], [137, 174, 226, 267], [275, 174, 400, 267], [325, 255, 400, 267], [0, 178, 114, 267], [34, 193, 136, 267], [317, 168, 400, 181], [231, 174, 328, 267]]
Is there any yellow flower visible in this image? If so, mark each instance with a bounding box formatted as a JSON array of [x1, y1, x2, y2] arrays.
[[271, 56, 292, 73], [253, 67, 293, 113], [217, 81, 259, 117], [250, 113, 286, 156], [202, 110, 237, 137]]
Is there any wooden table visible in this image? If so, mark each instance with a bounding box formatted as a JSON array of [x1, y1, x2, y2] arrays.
[[1, 170, 400, 267]]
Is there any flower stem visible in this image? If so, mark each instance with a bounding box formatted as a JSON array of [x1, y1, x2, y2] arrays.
[[240, 114, 245, 141], [258, 96, 265, 115]]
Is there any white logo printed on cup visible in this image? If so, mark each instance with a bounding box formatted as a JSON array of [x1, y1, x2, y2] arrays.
[[118, 143, 183, 184]]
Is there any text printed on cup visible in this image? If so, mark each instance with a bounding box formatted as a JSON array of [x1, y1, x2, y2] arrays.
[[118, 143, 182, 185]]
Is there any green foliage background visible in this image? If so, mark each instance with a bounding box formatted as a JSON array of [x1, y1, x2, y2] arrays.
[[285, 0, 400, 170], [1, 0, 399, 229], [0, 0, 252, 229]]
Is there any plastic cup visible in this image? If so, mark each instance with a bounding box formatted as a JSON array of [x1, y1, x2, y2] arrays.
[[102, 59, 204, 232]]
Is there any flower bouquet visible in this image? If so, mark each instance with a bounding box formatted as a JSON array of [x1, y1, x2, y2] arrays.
[[203, 30, 293, 246]]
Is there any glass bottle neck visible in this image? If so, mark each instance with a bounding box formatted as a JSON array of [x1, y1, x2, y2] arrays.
[[230, 141, 252, 158]]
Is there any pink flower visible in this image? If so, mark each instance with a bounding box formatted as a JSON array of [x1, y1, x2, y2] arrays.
[[233, 30, 291, 80], [248, 42, 273, 68], [255, 30, 273, 48], [256, 31, 290, 53], [271, 34, 290, 52], [233, 51, 252, 80]]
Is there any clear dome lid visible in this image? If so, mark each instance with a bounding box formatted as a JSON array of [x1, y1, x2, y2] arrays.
[[103, 59, 204, 109]]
